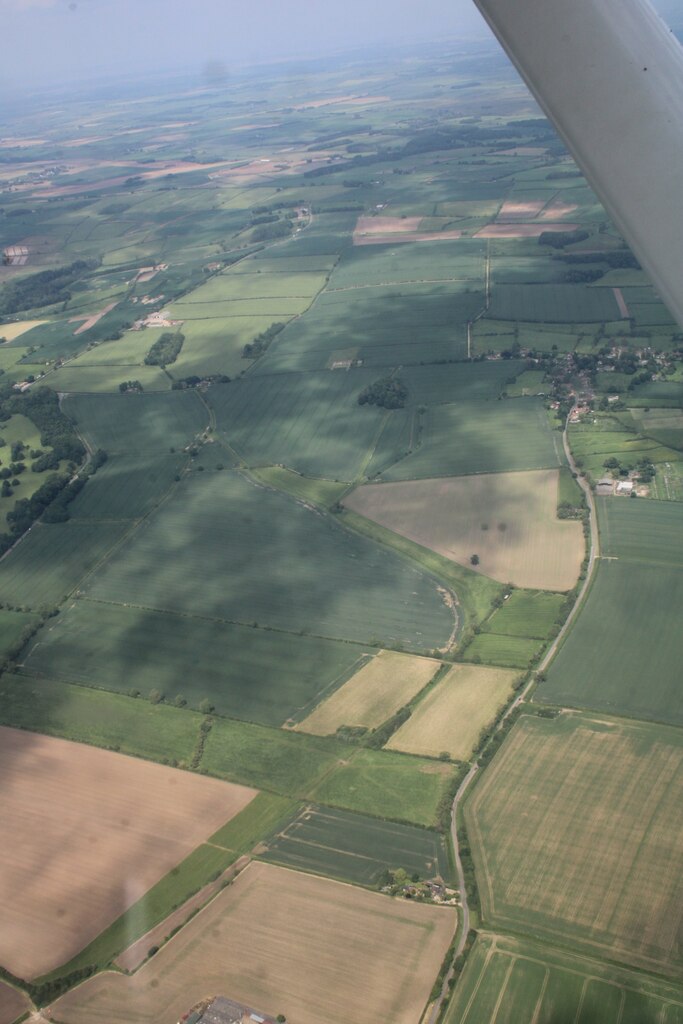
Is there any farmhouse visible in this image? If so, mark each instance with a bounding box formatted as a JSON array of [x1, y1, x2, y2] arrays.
[[184, 996, 277, 1024], [616, 480, 634, 495]]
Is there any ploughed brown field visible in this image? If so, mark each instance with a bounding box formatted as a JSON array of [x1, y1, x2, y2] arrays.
[[0, 727, 256, 979], [49, 862, 456, 1024]]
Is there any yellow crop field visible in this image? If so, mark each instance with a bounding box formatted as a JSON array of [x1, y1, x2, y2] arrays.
[[465, 714, 683, 976], [344, 470, 584, 591], [386, 664, 517, 760], [50, 861, 456, 1024], [293, 650, 440, 735], [0, 320, 47, 341]]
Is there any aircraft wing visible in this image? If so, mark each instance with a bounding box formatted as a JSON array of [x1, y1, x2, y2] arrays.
[[472, 0, 683, 329]]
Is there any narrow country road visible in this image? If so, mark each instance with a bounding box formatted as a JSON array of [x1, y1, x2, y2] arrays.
[[426, 405, 600, 1023]]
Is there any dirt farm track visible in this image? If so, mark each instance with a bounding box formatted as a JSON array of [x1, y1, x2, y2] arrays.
[[0, 727, 256, 979]]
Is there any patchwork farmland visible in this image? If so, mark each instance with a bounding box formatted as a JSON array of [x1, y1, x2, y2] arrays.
[[0, 34, 681, 1024]]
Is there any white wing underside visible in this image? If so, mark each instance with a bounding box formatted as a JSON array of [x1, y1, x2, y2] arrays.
[[473, 0, 683, 330]]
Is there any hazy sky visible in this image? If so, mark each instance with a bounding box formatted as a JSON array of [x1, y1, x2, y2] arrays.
[[0, 0, 492, 87], [1, 0, 679, 90]]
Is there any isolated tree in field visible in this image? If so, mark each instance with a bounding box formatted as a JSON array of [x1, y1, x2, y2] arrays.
[[199, 698, 215, 714], [149, 688, 163, 704], [470, 554, 480, 565]]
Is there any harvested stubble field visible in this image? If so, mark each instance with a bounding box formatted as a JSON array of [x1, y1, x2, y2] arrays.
[[0, 983, 30, 1024], [346, 470, 583, 590], [260, 804, 452, 886], [465, 714, 683, 975], [0, 726, 256, 979], [50, 862, 456, 1024], [293, 650, 440, 735], [444, 932, 683, 1024], [387, 664, 517, 760]]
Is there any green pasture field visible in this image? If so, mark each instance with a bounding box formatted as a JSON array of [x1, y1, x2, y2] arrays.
[[381, 398, 562, 480], [208, 793, 299, 854], [504, 369, 546, 397], [169, 315, 280, 379], [0, 609, 40, 660], [482, 590, 566, 639], [557, 465, 585, 506], [44, 843, 237, 978], [170, 268, 329, 306], [206, 370, 398, 480], [47, 362, 171, 393], [81, 471, 455, 651], [202, 717, 345, 795], [0, 672, 201, 763], [311, 747, 456, 828], [257, 282, 474, 372], [629, 302, 677, 327], [487, 284, 621, 323], [541, 561, 683, 723], [631, 408, 683, 453], [597, 496, 683, 565], [339, 507, 501, 629], [490, 255, 572, 286], [444, 932, 683, 1024], [400, 360, 522, 406], [22, 599, 369, 726], [259, 804, 452, 886], [626, 379, 683, 407], [250, 466, 349, 507], [0, 521, 128, 608], [64, 330, 158, 366], [465, 713, 683, 975], [568, 416, 680, 482], [69, 453, 186, 520], [63, 390, 208, 453], [462, 632, 543, 668], [650, 460, 683, 501]]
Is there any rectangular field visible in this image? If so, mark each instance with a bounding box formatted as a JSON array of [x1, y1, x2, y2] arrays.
[[346, 470, 582, 590], [381, 399, 563, 481], [465, 714, 683, 975], [206, 369, 395, 480], [311, 747, 456, 827], [540, 559, 683, 723], [22, 599, 367, 726], [487, 283, 620, 322], [463, 632, 544, 668], [483, 590, 566, 638], [62, 390, 207, 453], [80, 471, 456, 653], [259, 804, 452, 885], [597, 496, 683, 566], [0, 726, 256, 979], [293, 650, 440, 735], [50, 862, 456, 1024], [0, 521, 128, 608], [444, 932, 683, 1024], [386, 664, 517, 760]]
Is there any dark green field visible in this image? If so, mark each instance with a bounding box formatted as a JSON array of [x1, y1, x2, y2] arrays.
[[381, 398, 563, 480], [206, 370, 395, 480], [80, 470, 455, 651], [540, 559, 683, 723], [22, 599, 367, 725], [259, 804, 452, 886], [0, 521, 128, 608], [63, 391, 208, 453], [487, 283, 621, 323]]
